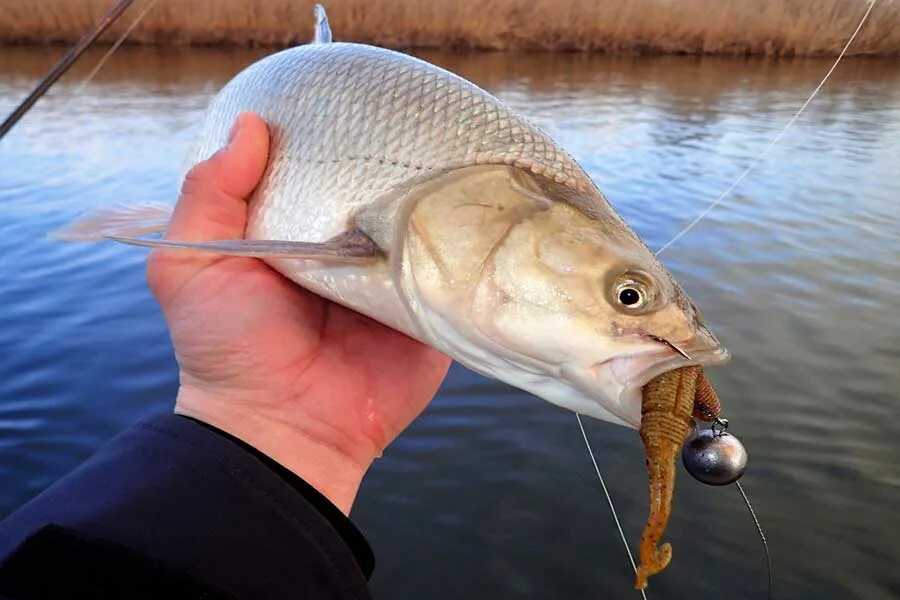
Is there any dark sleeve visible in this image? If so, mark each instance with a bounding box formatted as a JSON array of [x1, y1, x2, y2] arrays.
[[0, 414, 374, 600]]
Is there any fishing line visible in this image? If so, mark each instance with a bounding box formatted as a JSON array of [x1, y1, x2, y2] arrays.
[[736, 480, 774, 599], [654, 0, 878, 256], [643, 4, 876, 595], [76, 0, 162, 92], [576, 413, 649, 600], [0, 0, 139, 140]]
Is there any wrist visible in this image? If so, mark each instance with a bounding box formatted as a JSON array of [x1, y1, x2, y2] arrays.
[[174, 386, 372, 514]]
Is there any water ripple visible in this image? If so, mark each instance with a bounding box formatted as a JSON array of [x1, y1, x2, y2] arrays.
[[1, 46, 898, 599]]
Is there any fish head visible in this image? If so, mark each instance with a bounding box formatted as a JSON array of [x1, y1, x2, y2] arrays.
[[400, 165, 729, 427]]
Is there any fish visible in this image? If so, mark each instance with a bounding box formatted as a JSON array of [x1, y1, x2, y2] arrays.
[[59, 4, 731, 586]]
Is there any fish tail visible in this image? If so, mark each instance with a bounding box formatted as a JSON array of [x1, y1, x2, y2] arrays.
[[52, 203, 172, 241], [313, 4, 332, 44]]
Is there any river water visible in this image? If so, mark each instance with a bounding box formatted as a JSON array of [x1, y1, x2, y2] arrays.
[[1, 46, 898, 599]]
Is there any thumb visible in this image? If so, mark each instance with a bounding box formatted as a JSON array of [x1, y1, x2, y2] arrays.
[[148, 112, 270, 303], [167, 111, 270, 241]]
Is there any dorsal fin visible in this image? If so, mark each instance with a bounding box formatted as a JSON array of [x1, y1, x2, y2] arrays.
[[313, 4, 332, 44]]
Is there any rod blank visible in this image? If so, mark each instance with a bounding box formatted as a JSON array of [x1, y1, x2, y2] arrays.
[[0, 0, 138, 141]]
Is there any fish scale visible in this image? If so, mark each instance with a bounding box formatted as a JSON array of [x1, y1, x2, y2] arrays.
[[181, 42, 602, 337], [189, 42, 591, 201]]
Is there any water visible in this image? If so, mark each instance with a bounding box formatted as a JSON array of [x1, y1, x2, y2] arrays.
[[1, 46, 898, 599]]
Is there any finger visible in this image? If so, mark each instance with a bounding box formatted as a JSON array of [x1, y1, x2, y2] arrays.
[[167, 111, 270, 242], [148, 112, 269, 303]]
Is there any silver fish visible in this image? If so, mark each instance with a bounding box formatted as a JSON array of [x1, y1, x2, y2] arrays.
[[61, 6, 727, 428]]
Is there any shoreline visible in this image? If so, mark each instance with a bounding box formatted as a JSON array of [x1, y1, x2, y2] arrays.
[[1, 0, 898, 58]]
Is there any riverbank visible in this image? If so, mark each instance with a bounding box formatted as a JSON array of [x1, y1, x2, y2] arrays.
[[0, 0, 897, 56]]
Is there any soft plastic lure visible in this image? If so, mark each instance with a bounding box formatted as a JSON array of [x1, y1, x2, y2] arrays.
[[635, 365, 721, 589]]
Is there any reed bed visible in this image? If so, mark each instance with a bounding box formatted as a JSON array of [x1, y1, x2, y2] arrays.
[[1, 0, 898, 56]]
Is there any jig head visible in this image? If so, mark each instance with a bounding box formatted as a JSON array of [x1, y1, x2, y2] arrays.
[[682, 424, 748, 486]]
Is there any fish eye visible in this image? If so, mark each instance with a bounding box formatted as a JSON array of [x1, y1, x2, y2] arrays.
[[613, 274, 652, 311], [619, 286, 643, 306]]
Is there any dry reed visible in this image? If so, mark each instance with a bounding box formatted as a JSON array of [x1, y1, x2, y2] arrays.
[[1, 0, 898, 56]]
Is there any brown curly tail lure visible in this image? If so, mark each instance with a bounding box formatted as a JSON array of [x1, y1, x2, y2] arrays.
[[635, 365, 721, 589]]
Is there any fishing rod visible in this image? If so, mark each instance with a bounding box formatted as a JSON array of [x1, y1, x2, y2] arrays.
[[0, 0, 138, 141]]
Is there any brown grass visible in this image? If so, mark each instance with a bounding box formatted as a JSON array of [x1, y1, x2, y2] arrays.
[[1, 0, 898, 56]]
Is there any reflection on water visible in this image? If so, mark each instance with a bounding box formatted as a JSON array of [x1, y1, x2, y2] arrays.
[[1, 45, 899, 599]]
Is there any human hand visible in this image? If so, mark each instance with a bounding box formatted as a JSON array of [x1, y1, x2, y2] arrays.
[[147, 113, 451, 513]]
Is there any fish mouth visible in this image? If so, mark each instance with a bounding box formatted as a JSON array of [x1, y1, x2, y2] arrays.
[[600, 328, 730, 427], [617, 340, 729, 387]]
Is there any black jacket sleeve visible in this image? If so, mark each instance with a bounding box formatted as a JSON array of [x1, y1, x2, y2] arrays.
[[0, 414, 374, 600]]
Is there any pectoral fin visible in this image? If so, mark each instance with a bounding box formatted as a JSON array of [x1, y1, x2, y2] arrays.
[[55, 202, 381, 262], [53, 203, 173, 241], [107, 228, 381, 262]]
